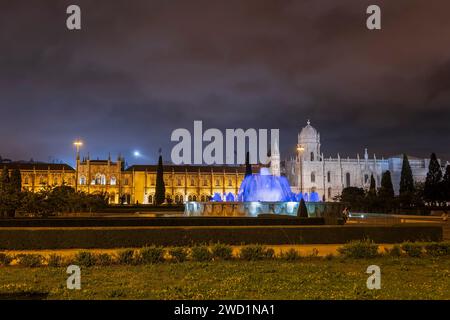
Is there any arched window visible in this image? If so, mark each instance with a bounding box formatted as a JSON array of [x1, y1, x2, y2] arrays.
[[80, 176, 86, 185], [188, 195, 193, 201], [94, 174, 106, 185], [39, 176, 45, 185], [215, 179, 220, 186], [310, 152, 314, 161], [327, 171, 331, 183], [175, 195, 180, 203], [177, 178, 182, 186], [24, 176, 29, 185], [193, 195, 197, 202], [364, 174, 369, 184], [203, 179, 208, 186], [201, 195, 206, 202], [311, 172, 316, 183], [190, 178, 195, 186], [148, 194, 153, 204], [228, 179, 232, 186], [328, 187, 332, 199], [110, 176, 117, 185], [124, 178, 129, 186], [345, 172, 351, 188]]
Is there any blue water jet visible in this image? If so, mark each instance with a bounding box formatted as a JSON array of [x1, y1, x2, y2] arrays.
[[238, 168, 296, 202]]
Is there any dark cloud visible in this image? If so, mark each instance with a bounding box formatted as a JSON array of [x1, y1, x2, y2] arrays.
[[0, 0, 449, 166]]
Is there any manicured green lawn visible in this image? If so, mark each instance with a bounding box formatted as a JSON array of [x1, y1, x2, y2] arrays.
[[0, 257, 449, 300]]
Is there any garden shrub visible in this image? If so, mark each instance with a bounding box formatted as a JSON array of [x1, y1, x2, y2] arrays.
[[337, 240, 379, 258], [324, 253, 334, 260], [401, 242, 423, 258], [190, 246, 212, 262], [384, 244, 402, 257], [424, 242, 450, 257], [169, 247, 188, 263], [140, 246, 165, 264], [116, 249, 136, 265], [16, 254, 44, 267], [47, 254, 63, 267], [239, 245, 274, 261], [211, 243, 233, 260], [95, 253, 114, 266], [309, 248, 320, 258], [0, 252, 13, 266], [74, 251, 96, 267], [279, 248, 301, 261]]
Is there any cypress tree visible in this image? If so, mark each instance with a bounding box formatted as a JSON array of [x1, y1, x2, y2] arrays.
[[0, 166, 9, 192], [297, 198, 308, 218], [245, 151, 252, 177], [379, 171, 395, 199], [399, 154, 415, 194], [369, 174, 376, 195], [10, 168, 22, 193], [424, 153, 443, 204], [442, 165, 450, 202], [155, 155, 166, 205]]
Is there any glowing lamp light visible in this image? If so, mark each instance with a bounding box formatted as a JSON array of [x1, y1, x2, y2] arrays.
[[133, 151, 141, 157]]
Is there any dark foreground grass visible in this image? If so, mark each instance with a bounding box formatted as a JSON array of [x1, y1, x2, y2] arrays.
[[0, 257, 449, 300]]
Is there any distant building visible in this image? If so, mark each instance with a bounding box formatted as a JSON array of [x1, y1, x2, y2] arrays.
[[2, 121, 447, 204], [1, 157, 246, 205], [0, 162, 75, 192], [284, 121, 448, 201]]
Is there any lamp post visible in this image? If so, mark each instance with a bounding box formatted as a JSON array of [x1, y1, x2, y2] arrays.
[[73, 140, 83, 191], [296, 144, 305, 194]]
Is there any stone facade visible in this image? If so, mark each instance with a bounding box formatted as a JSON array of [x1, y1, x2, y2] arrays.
[[284, 121, 447, 201]]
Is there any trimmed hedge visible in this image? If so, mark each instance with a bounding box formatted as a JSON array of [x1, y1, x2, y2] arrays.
[[0, 225, 442, 250], [337, 240, 379, 258], [0, 216, 324, 228]]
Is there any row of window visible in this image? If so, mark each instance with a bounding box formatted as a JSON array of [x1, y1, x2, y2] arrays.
[[79, 175, 119, 186], [311, 171, 362, 187], [22, 176, 75, 186], [170, 178, 235, 187]]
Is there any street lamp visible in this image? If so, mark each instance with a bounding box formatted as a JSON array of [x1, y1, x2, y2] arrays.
[[73, 140, 83, 154], [296, 144, 305, 194], [73, 140, 83, 191]]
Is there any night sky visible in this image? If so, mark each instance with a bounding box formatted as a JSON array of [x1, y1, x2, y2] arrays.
[[1, 0, 449, 167]]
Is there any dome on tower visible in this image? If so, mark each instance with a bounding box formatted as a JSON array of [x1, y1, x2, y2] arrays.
[[299, 120, 318, 140]]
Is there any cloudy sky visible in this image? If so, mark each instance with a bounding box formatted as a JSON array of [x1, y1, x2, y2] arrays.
[[0, 0, 449, 166]]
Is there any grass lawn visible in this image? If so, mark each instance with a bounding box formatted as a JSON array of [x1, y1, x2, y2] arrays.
[[0, 256, 449, 300]]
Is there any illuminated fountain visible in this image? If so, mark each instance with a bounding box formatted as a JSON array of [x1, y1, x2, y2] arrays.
[[185, 166, 324, 217], [238, 168, 294, 202], [184, 137, 326, 217]]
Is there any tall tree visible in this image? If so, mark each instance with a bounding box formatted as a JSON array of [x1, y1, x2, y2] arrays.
[[379, 171, 395, 199], [0, 166, 9, 192], [245, 151, 252, 177], [297, 198, 308, 218], [9, 168, 22, 193], [155, 155, 166, 205], [424, 153, 443, 204], [442, 165, 450, 202], [369, 174, 377, 195], [399, 154, 415, 194], [378, 171, 395, 213]]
